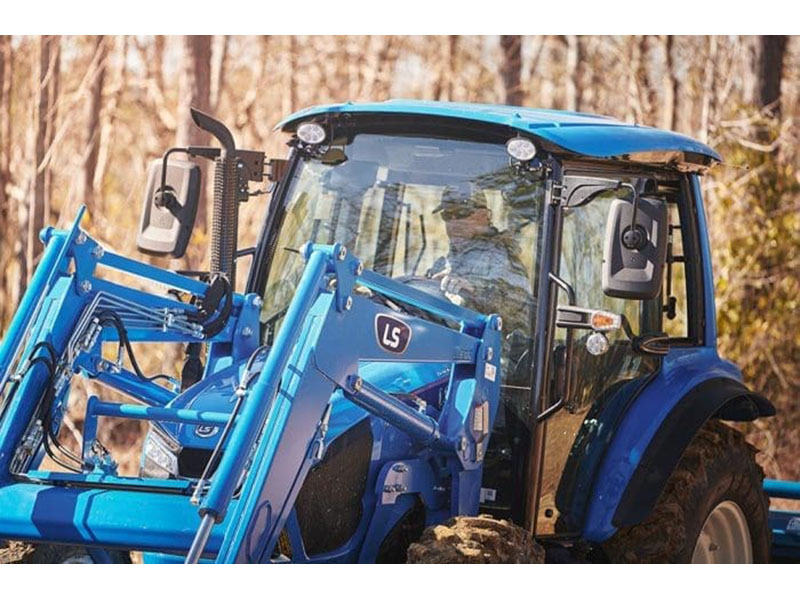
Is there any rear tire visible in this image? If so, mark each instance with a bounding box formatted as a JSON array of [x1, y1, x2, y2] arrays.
[[604, 420, 770, 563], [407, 515, 544, 563]]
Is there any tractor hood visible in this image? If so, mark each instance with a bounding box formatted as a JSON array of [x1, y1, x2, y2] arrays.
[[277, 100, 722, 173]]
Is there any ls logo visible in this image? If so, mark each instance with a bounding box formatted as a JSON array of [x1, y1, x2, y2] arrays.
[[375, 314, 412, 354]]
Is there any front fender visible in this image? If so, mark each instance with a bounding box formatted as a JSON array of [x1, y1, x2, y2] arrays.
[[582, 346, 774, 542]]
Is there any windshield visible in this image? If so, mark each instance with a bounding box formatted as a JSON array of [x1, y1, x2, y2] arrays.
[[260, 130, 545, 418]]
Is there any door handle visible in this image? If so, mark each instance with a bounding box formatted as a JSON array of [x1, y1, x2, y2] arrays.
[[537, 273, 575, 423]]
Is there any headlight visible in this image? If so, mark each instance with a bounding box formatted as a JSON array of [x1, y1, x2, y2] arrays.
[[140, 425, 180, 479]]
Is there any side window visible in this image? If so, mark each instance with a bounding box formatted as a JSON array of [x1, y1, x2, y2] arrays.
[[663, 202, 690, 339]]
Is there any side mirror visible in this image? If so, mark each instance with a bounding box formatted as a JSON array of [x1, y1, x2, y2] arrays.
[[137, 158, 200, 258], [602, 195, 668, 299]]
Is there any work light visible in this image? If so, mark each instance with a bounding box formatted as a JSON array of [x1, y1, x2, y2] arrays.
[[506, 137, 537, 161], [296, 122, 327, 145]]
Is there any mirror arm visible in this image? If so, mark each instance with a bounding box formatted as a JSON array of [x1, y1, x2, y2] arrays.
[[617, 182, 646, 250]]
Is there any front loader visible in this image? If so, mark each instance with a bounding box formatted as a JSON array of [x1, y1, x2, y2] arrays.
[[0, 101, 796, 563]]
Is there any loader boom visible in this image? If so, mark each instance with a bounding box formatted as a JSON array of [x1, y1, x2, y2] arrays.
[[0, 214, 501, 562]]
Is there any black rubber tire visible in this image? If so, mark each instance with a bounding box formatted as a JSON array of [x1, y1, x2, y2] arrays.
[[604, 420, 770, 563], [407, 515, 544, 564]]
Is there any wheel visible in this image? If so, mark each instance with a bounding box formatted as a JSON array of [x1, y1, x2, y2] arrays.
[[604, 420, 770, 563], [407, 515, 544, 563]]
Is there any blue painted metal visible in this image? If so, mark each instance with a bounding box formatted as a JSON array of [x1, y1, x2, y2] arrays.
[[765, 479, 800, 500], [208, 243, 501, 562], [0, 481, 227, 555], [0, 220, 500, 562], [768, 510, 800, 559], [276, 99, 722, 163]]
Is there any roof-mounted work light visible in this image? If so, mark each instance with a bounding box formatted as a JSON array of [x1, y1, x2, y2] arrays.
[[296, 122, 327, 145]]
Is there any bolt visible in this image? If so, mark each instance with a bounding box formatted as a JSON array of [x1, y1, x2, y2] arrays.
[[242, 326, 253, 338], [392, 464, 408, 473], [345, 296, 353, 311], [459, 436, 468, 452], [75, 231, 87, 245], [355, 261, 364, 276], [495, 317, 503, 331], [252, 296, 263, 308], [326, 277, 337, 291], [351, 376, 363, 393], [337, 246, 347, 261], [393, 484, 407, 493], [92, 245, 105, 259], [486, 347, 494, 361], [80, 280, 92, 293], [383, 485, 394, 494]]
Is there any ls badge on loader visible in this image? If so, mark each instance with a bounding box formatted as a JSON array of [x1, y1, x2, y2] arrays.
[[375, 314, 411, 354]]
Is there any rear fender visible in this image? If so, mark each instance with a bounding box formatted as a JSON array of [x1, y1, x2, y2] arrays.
[[582, 346, 774, 542]]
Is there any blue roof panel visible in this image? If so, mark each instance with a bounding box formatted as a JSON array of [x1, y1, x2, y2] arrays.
[[277, 99, 722, 164]]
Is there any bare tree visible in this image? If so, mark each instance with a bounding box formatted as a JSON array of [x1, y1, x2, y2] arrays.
[[500, 35, 523, 106], [0, 36, 11, 213], [660, 35, 678, 131], [21, 35, 60, 284], [93, 36, 127, 198], [434, 36, 459, 101], [176, 35, 212, 231], [281, 36, 298, 116], [210, 35, 229, 113], [43, 37, 60, 222], [757, 35, 788, 118], [564, 35, 583, 112], [76, 36, 107, 209], [699, 36, 718, 144]]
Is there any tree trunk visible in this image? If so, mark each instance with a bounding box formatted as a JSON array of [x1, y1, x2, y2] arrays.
[[0, 35, 11, 214], [210, 35, 229, 113], [699, 36, 718, 144], [500, 35, 523, 106], [77, 35, 107, 209], [434, 36, 458, 101], [93, 36, 127, 198], [756, 35, 787, 118], [661, 35, 678, 131], [637, 36, 657, 125], [176, 35, 212, 232], [23, 35, 59, 283], [43, 37, 60, 226], [564, 35, 582, 112], [281, 36, 298, 116]]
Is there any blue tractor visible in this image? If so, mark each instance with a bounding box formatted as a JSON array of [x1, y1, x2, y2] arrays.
[[0, 100, 796, 563]]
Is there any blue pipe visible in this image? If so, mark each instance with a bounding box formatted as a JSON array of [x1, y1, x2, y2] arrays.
[[89, 401, 232, 427], [91, 369, 175, 407], [199, 249, 329, 522], [764, 479, 800, 500], [0, 232, 67, 390]]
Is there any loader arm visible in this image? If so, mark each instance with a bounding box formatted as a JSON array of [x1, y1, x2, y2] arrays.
[[0, 212, 501, 563]]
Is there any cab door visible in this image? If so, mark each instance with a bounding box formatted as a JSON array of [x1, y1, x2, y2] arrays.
[[534, 173, 665, 536]]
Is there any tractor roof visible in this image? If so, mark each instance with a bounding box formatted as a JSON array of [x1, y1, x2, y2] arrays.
[[277, 99, 722, 171]]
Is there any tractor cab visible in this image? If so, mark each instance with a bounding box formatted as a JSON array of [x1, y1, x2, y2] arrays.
[[0, 100, 785, 564]]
